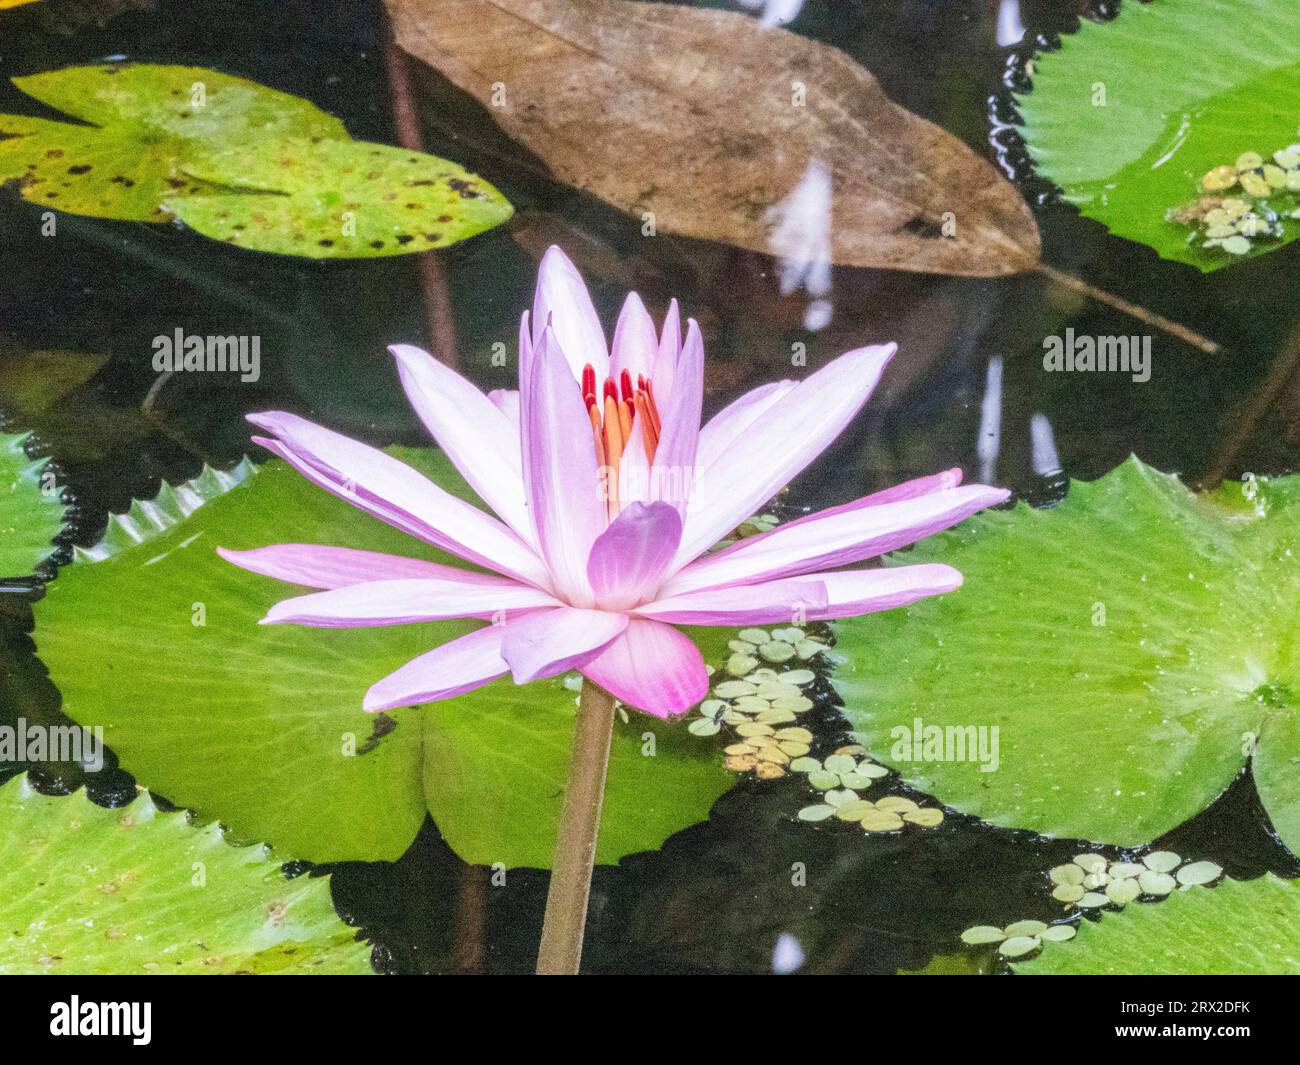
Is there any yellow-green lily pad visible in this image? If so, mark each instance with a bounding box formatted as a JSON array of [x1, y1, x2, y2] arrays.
[[0, 63, 347, 222], [169, 136, 514, 258]]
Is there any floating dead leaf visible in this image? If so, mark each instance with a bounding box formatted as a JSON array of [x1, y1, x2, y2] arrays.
[[387, 0, 1041, 276]]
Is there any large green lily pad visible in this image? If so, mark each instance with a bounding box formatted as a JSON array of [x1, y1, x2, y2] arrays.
[[0, 432, 66, 579], [0, 774, 371, 974], [1017, 0, 1300, 270], [0, 64, 347, 222], [835, 457, 1300, 853], [34, 449, 734, 867], [1017, 874, 1300, 974], [170, 136, 513, 258]]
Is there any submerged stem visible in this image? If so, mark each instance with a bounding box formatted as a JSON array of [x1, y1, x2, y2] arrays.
[[536, 678, 617, 975], [1035, 262, 1221, 356]]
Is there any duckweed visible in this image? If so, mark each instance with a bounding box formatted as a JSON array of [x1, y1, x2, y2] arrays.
[[959, 919, 1075, 959], [1175, 860, 1223, 887], [793, 750, 942, 832], [689, 629, 830, 782], [963, 848, 1230, 968], [1172, 137, 1300, 256]]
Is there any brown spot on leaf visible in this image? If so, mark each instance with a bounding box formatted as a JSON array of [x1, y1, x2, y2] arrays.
[[447, 177, 481, 198]]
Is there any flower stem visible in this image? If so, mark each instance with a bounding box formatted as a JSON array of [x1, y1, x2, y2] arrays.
[[536, 678, 616, 975]]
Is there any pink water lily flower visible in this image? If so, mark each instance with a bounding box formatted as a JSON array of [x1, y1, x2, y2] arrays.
[[220, 247, 1008, 717]]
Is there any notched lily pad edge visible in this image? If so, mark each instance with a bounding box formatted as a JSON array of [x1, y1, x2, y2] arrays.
[[0, 430, 72, 581]]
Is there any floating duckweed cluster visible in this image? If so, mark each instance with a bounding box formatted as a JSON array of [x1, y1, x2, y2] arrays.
[[1171, 145, 1300, 255], [961, 849, 1225, 962], [793, 748, 944, 832], [688, 626, 828, 781], [723, 625, 829, 672], [1048, 850, 1222, 910], [959, 920, 1076, 959], [689, 624, 943, 831]]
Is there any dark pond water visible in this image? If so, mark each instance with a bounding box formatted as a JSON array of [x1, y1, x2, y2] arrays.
[[2, 0, 1298, 974]]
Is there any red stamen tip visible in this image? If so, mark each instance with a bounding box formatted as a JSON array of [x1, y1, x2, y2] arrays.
[[620, 369, 634, 402]]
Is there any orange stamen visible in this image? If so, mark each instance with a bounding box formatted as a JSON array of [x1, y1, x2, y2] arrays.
[[581, 368, 672, 516], [644, 379, 662, 438], [618, 398, 633, 443], [635, 392, 659, 461], [602, 395, 622, 519], [603, 395, 624, 465]]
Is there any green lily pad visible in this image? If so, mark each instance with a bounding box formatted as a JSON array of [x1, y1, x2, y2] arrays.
[[0, 64, 347, 222], [835, 457, 1300, 853], [170, 136, 514, 258], [1016, 874, 1300, 974], [0, 774, 371, 974], [1016, 0, 1300, 270], [0, 432, 65, 579], [33, 449, 734, 867]]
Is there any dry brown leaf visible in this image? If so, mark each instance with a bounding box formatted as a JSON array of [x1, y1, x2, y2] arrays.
[[387, 0, 1041, 277]]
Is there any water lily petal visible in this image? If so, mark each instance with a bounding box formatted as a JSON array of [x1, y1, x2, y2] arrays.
[[248, 412, 550, 589], [488, 388, 520, 426], [217, 543, 509, 590], [523, 328, 606, 605], [610, 291, 658, 383], [517, 310, 534, 407], [364, 624, 509, 712], [586, 501, 682, 609], [500, 606, 628, 683], [579, 618, 708, 718], [532, 245, 607, 382], [671, 343, 897, 569], [651, 297, 681, 410], [696, 379, 798, 469], [617, 415, 652, 508], [855, 467, 964, 505], [389, 344, 531, 541], [798, 564, 964, 619], [634, 578, 828, 625], [262, 577, 560, 627], [663, 480, 1007, 595], [649, 318, 704, 517]]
